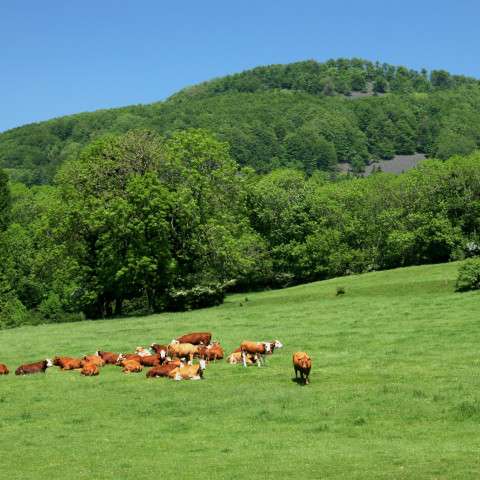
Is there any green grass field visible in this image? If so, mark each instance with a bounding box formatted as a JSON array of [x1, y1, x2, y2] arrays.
[[1, 262, 480, 479]]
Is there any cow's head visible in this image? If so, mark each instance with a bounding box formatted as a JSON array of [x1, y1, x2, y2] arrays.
[[45, 359, 53, 368], [272, 340, 283, 350], [170, 339, 179, 345]]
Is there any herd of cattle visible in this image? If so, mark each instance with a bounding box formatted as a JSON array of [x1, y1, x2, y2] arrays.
[[0, 331, 313, 384]]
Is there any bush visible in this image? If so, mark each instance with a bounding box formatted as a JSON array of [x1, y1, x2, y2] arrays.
[[0, 295, 28, 329], [166, 284, 226, 312], [336, 286, 346, 296], [455, 258, 480, 292]]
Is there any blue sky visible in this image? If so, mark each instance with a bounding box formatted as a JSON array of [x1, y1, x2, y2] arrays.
[[1, 0, 479, 132]]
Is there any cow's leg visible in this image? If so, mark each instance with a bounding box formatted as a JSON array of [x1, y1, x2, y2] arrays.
[[294, 366, 298, 378], [242, 351, 247, 368], [256, 353, 261, 367]]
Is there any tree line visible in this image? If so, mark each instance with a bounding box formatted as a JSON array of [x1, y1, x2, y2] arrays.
[[2, 59, 480, 184], [1, 128, 480, 328]]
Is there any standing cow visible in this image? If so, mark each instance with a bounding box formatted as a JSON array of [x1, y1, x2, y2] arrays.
[[292, 352, 312, 385]]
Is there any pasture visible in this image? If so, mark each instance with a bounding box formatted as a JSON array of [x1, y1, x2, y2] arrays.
[[1, 262, 480, 479]]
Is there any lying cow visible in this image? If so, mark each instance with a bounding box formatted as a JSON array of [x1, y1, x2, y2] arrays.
[[81, 363, 99, 376], [0, 363, 9, 375], [146, 360, 183, 378], [135, 346, 154, 357], [240, 340, 283, 367], [175, 332, 212, 346], [227, 351, 256, 365], [53, 356, 83, 370], [168, 360, 206, 381], [293, 352, 312, 385], [139, 354, 161, 367], [116, 353, 142, 365], [150, 344, 168, 362], [15, 359, 53, 375], [167, 342, 199, 364], [96, 351, 120, 365], [121, 359, 143, 373], [82, 354, 105, 368]]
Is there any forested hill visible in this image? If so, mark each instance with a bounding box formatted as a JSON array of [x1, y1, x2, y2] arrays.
[[2, 58, 480, 184]]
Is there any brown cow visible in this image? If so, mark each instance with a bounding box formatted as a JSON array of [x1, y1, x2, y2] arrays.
[[168, 360, 206, 380], [198, 342, 224, 362], [139, 354, 161, 367], [116, 353, 142, 365], [293, 352, 312, 385], [121, 359, 143, 373], [82, 355, 105, 368], [96, 351, 120, 365], [150, 344, 168, 362], [167, 343, 199, 364], [175, 332, 212, 346], [146, 361, 183, 378], [240, 340, 283, 367], [81, 363, 99, 376], [53, 356, 83, 370], [15, 359, 53, 375], [0, 363, 9, 375], [227, 351, 256, 365]]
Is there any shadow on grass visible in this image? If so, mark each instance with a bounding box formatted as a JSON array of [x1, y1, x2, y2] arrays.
[[291, 377, 309, 386]]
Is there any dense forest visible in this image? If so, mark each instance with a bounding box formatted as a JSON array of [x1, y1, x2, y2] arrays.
[[1, 58, 480, 328], [2, 58, 480, 184]]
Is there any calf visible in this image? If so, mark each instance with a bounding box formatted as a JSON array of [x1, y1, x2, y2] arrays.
[[0, 363, 9, 375], [53, 356, 83, 370], [96, 351, 120, 365], [81, 363, 99, 376], [175, 332, 212, 346], [293, 352, 312, 385], [122, 359, 143, 373], [15, 359, 53, 375], [146, 361, 183, 378], [168, 360, 206, 380], [82, 355, 105, 367]]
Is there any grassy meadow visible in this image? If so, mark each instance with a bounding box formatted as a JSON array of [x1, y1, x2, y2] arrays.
[[1, 261, 480, 479]]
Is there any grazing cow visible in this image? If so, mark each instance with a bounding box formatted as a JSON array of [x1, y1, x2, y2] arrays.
[[175, 332, 212, 346], [81, 363, 99, 376], [198, 342, 224, 362], [150, 344, 168, 362], [0, 363, 9, 375], [82, 355, 105, 368], [168, 360, 206, 380], [53, 356, 83, 370], [96, 351, 120, 365], [167, 343, 199, 365], [15, 359, 53, 375], [146, 361, 183, 378], [227, 351, 256, 365], [116, 353, 142, 365], [121, 359, 143, 373], [139, 354, 161, 367], [240, 340, 283, 367], [293, 352, 312, 385]]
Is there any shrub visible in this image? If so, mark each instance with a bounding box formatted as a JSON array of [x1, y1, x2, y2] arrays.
[[336, 286, 346, 296], [166, 284, 226, 312], [0, 295, 28, 329], [455, 258, 480, 292]]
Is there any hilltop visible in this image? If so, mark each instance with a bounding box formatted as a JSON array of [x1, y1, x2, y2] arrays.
[[2, 58, 480, 184], [1, 262, 479, 479]]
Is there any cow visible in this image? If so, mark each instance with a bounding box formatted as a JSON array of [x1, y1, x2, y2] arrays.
[[168, 360, 206, 380], [81, 363, 99, 376], [167, 343, 199, 365], [116, 353, 142, 365], [240, 340, 283, 367], [96, 351, 121, 365], [15, 359, 53, 375], [0, 363, 9, 375], [227, 351, 256, 365], [293, 352, 312, 385], [53, 356, 83, 370], [121, 359, 143, 373], [150, 344, 168, 362], [82, 354, 105, 368], [233, 340, 283, 356], [198, 342, 224, 362], [175, 332, 212, 346], [139, 354, 161, 367], [135, 346, 154, 357], [146, 361, 183, 378]]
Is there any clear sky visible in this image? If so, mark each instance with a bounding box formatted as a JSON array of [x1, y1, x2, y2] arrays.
[[1, 0, 479, 132]]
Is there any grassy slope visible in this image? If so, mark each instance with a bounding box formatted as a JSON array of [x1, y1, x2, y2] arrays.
[[1, 262, 479, 479]]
